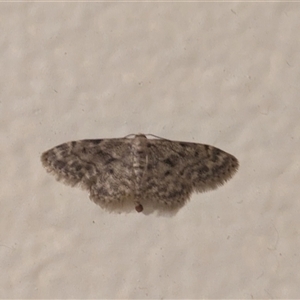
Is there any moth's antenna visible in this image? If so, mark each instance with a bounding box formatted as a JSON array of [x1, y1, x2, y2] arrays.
[[125, 133, 165, 139], [145, 134, 172, 141]]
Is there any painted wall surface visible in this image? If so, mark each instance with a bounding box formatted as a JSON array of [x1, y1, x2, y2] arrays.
[[1, 3, 299, 299]]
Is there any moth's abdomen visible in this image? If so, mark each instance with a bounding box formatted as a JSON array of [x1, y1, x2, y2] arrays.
[[131, 135, 148, 190]]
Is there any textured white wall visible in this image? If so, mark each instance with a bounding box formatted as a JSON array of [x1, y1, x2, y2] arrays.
[[1, 3, 299, 298]]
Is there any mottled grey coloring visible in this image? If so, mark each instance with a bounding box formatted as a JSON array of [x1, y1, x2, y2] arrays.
[[41, 134, 239, 214]]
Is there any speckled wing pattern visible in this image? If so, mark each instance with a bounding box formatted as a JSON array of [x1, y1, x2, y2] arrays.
[[41, 134, 239, 214], [140, 138, 239, 213]]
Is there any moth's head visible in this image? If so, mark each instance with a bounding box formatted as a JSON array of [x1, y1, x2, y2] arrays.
[[135, 133, 147, 139]]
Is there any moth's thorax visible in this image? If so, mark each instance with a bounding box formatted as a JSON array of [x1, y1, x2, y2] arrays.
[[132, 135, 148, 192]]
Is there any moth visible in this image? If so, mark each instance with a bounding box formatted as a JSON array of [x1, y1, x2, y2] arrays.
[[41, 134, 239, 214]]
